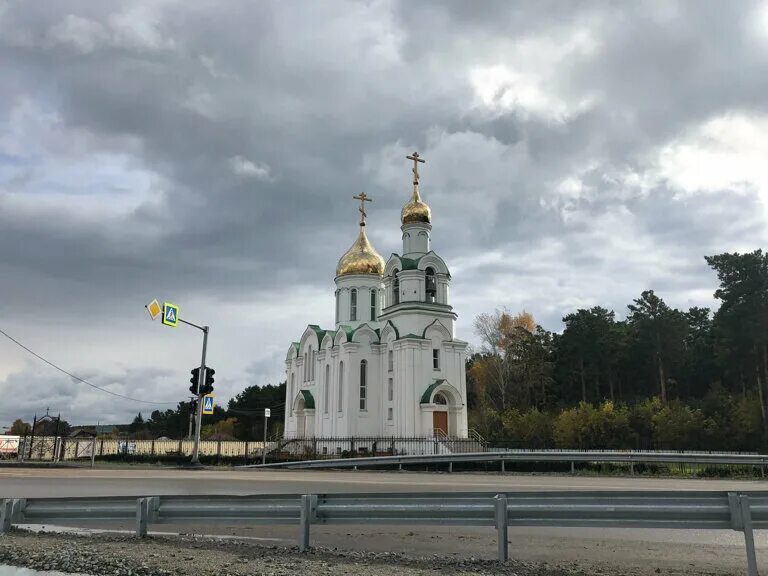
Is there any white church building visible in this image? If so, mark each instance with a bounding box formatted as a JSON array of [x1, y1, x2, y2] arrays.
[[283, 152, 469, 440]]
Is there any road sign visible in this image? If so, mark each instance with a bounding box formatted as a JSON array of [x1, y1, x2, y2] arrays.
[[264, 408, 271, 418], [146, 299, 162, 320], [202, 394, 214, 415], [162, 303, 179, 327]]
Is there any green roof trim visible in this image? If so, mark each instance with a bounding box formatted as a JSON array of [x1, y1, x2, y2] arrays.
[[309, 325, 327, 345], [400, 256, 422, 270], [336, 324, 356, 341], [321, 330, 336, 344], [420, 380, 446, 404], [400, 333, 425, 340], [383, 320, 400, 340], [300, 389, 315, 410]]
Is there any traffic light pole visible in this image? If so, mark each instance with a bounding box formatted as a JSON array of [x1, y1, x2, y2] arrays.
[[178, 317, 208, 465]]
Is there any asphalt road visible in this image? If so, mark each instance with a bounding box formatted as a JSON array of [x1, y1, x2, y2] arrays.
[[1, 466, 767, 575]]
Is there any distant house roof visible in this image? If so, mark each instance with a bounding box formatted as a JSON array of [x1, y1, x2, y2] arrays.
[[69, 428, 96, 438]]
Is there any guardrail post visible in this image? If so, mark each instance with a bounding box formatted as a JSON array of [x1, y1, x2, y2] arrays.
[[1, 499, 12, 533], [136, 497, 149, 538], [501, 459, 505, 473], [449, 461, 453, 473], [571, 460, 575, 474], [740, 495, 759, 576], [730, 493, 759, 576], [10, 499, 25, 524], [494, 494, 508, 562], [298, 494, 312, 552]]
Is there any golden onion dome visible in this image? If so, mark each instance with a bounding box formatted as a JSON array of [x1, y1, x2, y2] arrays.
[[401, 187, 432, 224], [336, 225, 385, 277]]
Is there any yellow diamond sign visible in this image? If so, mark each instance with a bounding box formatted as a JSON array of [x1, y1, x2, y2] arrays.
[[146, 299, 162, 320]]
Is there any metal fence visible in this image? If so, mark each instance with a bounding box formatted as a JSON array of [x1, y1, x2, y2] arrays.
[[1, 490, 765, 575], [275, 435, 486, 458], [252, 449, 768, 472], [14, 435, 485, 462], [16, 436, 273, 462]]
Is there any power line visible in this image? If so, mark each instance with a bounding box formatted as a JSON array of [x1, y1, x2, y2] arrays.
[[0, 327, 178, 406]]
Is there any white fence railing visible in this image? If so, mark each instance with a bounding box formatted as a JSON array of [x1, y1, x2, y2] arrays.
[[1, 490, 765, 575]]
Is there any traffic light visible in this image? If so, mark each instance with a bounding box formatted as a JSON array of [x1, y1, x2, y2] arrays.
[[201, 367, 215, 395], [189, 367, 201, 394]]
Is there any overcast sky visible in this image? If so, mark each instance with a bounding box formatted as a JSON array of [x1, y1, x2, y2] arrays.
[[1, 0, 767, 427]]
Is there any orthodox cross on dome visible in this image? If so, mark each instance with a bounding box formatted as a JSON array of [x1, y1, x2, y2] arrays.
[[406, 151, 426, 185], [353, 192, 373, 226]]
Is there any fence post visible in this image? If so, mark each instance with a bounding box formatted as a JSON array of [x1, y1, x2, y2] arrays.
[[449, 461, 453, 473], [151, 440, 156, 457], [217, 440, 222, 463], [100, 438, 104, 456], [501, 459, 505, 473], [135, 498, 149, 538], [0, 499, 12, 534], [571, 461, 575, 474], [740, 495, 759, 576], [494, 494, 508, 562], [298, 494, 312, 552]]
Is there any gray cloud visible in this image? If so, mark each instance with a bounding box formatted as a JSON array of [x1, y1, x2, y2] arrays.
[[1, 0, 767, 426]]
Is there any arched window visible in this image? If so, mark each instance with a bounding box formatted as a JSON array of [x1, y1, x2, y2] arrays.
[[324, 364, 330, 414], [337, 361, 344, 413], [290, 373, 295, 415], [311, 349, 316, 380], [359, 360, 368, 411], [392, 270, 399, 305], [425, 267, 436, 303], [303, 352, 308, 381], [370, 289, 376, 320], [350, 288, 357, 321], [434, 392, 448, 405], [335, 290, 339, 324]]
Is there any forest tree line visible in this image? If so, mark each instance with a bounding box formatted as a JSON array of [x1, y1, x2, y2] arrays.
[[468, 250, 768, 452]]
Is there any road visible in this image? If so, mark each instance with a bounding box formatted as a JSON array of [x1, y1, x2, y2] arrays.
[[1, 466, 767, 575]]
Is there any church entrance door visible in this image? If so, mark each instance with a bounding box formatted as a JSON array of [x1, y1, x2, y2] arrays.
[[433, 411, 448, 436]]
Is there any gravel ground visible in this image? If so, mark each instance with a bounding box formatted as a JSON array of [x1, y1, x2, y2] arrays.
[[0, 529, 639, 576]]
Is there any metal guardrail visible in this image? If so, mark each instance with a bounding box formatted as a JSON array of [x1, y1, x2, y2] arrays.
[[1, 490, 766, 575], [245, 449, 768, 471]]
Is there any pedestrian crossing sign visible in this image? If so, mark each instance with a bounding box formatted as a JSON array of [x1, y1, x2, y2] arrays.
[[162, 303, 179, 327], [202, 394, 214, 415]]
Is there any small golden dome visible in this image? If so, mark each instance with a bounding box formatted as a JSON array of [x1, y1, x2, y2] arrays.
[[401, 187, 432, 224], [336, 225, 385, 277]]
